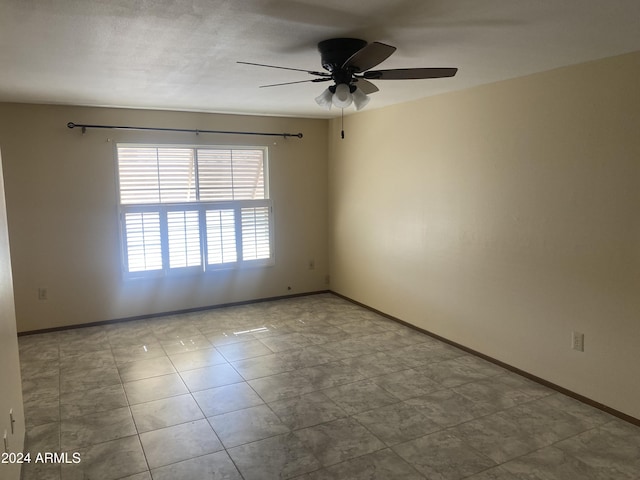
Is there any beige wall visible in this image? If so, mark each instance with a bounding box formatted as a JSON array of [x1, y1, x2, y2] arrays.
[[328, 51, 640, 419], [0, 147, 25, 480], [0, 104, 329, 332], [2, 51, 639, 422]]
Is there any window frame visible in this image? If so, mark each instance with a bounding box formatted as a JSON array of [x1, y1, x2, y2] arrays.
[[115, 143, 274, 280]]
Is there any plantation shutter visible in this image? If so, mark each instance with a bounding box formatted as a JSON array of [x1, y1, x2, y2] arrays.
[[206, 209, 238, 265], [117, 145, 272, 277], [242, 206, 271, 260], [118, 147, 196, 204], [123, 211, 163, 272], [197, 148, 264, 201], [167, 210, 202, 268]]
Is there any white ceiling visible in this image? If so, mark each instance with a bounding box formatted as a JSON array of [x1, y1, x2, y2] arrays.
[[1, 0, 639, 119]]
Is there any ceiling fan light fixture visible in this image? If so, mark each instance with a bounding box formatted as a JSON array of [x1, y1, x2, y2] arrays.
[[332, 83, 353, 108], [314, 87, 333, 110], [352, 87, 370, 111]]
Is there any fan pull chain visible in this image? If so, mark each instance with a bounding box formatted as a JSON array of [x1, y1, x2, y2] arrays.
[[341, 109, 345, 139]]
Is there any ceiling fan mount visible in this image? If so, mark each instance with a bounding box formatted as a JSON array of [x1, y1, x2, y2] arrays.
[[317, 38, 368, 72], [238, 37, 458, 111]]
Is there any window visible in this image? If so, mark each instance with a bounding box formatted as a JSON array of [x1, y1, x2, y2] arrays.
[[116, 145, 272, 277]]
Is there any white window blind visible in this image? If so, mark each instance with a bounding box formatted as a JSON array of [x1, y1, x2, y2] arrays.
[[117, 145, 272, 277]]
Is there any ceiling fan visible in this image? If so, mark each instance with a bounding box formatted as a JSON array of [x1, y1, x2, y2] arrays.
[[238, 38, 458, 111]]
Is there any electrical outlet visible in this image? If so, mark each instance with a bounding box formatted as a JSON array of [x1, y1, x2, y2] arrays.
[[572, 331, 584, 352], [38, 287, 48, 301]]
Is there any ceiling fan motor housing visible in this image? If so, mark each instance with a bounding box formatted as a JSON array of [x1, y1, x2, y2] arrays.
[[317, 38, 367, 72]]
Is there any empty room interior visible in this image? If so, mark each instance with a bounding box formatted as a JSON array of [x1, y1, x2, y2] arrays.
[[1, 1, 639, 479]]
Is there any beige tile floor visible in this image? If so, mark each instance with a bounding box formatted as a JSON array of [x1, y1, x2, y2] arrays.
[[18, 293, 640, 480]]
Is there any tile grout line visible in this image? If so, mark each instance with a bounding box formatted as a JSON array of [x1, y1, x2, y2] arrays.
[[110, 325, 154, 479]]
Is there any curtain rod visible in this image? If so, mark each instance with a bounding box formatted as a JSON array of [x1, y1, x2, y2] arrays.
[[67, 122, 303, 139]]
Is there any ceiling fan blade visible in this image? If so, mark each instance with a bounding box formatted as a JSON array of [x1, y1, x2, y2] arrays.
[[364, 67, 458, 80], [355, 78, 379, 94], [342, 41, 396, 72], [237, 61, 329, 77], [259, 78, 331, 88]]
